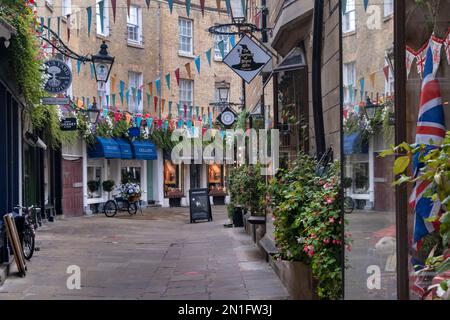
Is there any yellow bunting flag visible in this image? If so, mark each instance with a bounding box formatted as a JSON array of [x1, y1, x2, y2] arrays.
[[185, 62, 192, 79], [369, 72, 376, 88], [111, 76, 116, 94], [162, 99, 166, 114], [148, 82, 153, 96]]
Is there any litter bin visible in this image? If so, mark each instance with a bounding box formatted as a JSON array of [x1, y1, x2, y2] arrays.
[[233, 206, 244, 227]]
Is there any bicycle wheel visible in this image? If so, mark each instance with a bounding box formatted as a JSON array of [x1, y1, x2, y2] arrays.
[[344, 196, 355, 214], [127, 202, 137, 215], [23, 224, 35, 260], [104, 200, 118, 217]]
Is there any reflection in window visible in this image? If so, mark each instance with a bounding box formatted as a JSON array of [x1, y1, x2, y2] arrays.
[[121, 167, 141, 184], [342, 0, 356, 33], [164, 160, 184, 197], [87, 166, 102, 199]]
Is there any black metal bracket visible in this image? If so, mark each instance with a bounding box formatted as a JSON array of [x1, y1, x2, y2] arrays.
[[39, 24, 91, 63]]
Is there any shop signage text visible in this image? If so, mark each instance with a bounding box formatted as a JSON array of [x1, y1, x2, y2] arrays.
[[60, 117, 77, 131], [43, 59, 72, 94]]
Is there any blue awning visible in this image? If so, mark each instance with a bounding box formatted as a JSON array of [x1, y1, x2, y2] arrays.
[[131, 140, 157, 160], [87, 137, 122, 159], [344, 133, 369, 155], [114, 138, 133, 159]]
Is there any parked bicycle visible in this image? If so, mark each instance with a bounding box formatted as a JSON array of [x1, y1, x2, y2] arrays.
[[103, 196, 138, 217], [342, 177, 355, 214], [13, 205, 40, 260]]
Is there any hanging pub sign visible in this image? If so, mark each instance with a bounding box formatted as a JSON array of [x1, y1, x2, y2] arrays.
[[217, 106, 237, 128], [43, 59, 72, 94], [223, 34, 272, 84], [60, 117, 77, 131]]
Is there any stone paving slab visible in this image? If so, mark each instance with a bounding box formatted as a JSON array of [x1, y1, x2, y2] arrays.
[[0, 206, 289, 300]]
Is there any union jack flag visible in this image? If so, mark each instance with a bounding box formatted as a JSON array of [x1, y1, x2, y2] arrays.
[[409, 46, 446, 251]]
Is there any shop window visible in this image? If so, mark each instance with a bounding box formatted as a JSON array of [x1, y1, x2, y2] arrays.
[[208, 164, 225, 193], [178, 18, 193, 55], [87, 165, 103, 199], [342, 0, 396, 300], [342, 0, 356, 33], [121, 167, 141, 184], [164, 160, 184, 197], [96, 0, 110, 37], [127, 5, 142, 44]]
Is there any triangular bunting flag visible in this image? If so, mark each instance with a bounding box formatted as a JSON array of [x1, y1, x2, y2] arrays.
[[77, 60, 82, 75], [168, 101, 173, 115], [162, 99, 166, 114], [148, 82, 153, 96], [126, 90, 130, 106], [185, 63, 192, 79], [364, 0, 369, 11], [86, 6, 92, 37], [186, 0, 191, 17], [194, 56, 201, 74], [218, 40, 225, 59], [165, 73, 171, 90], [175, 68, 180, 86], [383, 66, 389, 81], [120, 81, 125, 104], [127, 0, 131, 17], [200, 0, 205, 16], [147, 93, 151, 109], [168, 0, 173, 14], [90, 63, 95, 80], [205, 48, 212, 66], [99, 1, 104, 33], [111, 94, 116, 108], [111, 0, 117, 23], [57, 17, 61, 37], [67, 14, 70, 42], [216, 0, 221, 12], [154, 96, 158, 112], [145, 0, 151, 9], [230, 35, 236, 47], [155, 78, 161, 96], [225, 0, 231, 15]]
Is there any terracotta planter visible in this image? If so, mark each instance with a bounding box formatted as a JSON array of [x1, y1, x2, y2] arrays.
[[271, 260, 318, 300]]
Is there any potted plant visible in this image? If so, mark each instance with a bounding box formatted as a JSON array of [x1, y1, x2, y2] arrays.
[[102, 180, 115, 200], [267, 152, 346, 300], [119, 182, 141, 203], [87, 180, 100, 193]]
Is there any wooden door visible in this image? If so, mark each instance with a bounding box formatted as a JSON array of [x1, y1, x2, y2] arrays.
[[62, 159, 84, 217]]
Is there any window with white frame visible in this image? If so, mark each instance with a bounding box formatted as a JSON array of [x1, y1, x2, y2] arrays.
[[62, 0, 71, 17], [343, 62, 356, 105], [96, 0, 110, 37], [342, 0, 356, 33], [214, 26, 230, 60], [384, 0, 393, 17], [127, 5, 142, 44], [46, 0, 54, 8], [179, 79, 193, 108], [98, 79, 110, 110], [178, 18, 193, 55], [128, 72, 143, 113]]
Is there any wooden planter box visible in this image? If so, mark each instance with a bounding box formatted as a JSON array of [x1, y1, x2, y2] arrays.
[[271, 260, 318, 300]]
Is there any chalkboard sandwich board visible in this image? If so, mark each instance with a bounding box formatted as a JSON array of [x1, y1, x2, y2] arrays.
[[189, 188, 212, 223]]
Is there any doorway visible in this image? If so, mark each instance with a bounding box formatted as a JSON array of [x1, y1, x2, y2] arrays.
[[190, 164, 201, 189]]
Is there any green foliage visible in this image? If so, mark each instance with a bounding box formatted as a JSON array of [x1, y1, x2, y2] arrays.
[[31, 104, 77, 148], [150, 129, 176, 151], [267, 152, 346, 299], [87, 180, 100, 192], [227, 163, 266, 215], [102, 180, 115, 193]]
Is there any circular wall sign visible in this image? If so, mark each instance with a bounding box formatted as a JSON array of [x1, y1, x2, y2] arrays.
[[43, 59, 72, 94], [218, 108, 237, 127]]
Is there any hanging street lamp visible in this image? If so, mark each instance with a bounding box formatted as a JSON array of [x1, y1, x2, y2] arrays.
[[83, 97, 100, 125], [364, 97, 379, 120], [91, 41, 115, 83], [217, 81, 230, 104], [230, 0, 246, 23]]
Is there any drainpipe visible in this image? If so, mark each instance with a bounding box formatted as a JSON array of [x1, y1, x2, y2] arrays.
[[312, 0, 325, 157]]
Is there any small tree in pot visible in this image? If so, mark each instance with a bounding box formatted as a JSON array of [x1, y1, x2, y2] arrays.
[[102, 180, 115, 200]]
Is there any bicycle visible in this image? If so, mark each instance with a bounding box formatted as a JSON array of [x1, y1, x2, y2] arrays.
[[103, 196, 138, 217], [13, 205, 39, 260]]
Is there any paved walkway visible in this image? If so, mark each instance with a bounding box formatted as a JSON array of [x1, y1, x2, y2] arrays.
[[0, 206, 289, 300]]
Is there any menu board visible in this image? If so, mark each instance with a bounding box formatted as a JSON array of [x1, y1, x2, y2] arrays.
[[189, 188, 212, 223]]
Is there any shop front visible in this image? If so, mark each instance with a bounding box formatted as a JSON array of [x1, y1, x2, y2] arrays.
[[85, 137, 156, 213]]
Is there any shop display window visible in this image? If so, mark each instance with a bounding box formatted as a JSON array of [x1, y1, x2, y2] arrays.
[[87, 165, 103, 199], [164, 160, 184, 197], [208, 164, 226, 196], [121, 166, 141, 184]]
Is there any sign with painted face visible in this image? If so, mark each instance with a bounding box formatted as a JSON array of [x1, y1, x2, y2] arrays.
[[43, 59, 72, 94], [223, 34, 272, 84]]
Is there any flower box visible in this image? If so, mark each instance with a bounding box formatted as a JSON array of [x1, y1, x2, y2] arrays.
[[271, 260, 318, 300]]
